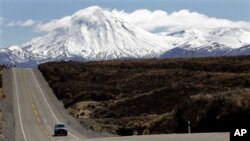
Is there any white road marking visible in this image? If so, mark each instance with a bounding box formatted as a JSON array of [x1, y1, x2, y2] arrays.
[[13, 69, 28, 141], [31, 70, 80, 140], [68, 132, 80, 139]]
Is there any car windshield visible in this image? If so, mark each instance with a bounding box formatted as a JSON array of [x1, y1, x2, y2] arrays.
[[56, 124, 65, 128]]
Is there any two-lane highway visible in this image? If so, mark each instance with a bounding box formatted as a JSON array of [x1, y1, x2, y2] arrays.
[[11, 68, 88, 141], [4, 68, 229, 141]]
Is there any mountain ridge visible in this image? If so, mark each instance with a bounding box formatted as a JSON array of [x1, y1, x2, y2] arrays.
[[1, 6, 250, 67]]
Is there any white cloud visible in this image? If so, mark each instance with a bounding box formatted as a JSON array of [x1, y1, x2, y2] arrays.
[[35, 16, 72, 32], [0, 17, 3, 33], [34, 7, 250, 33], [0, 17, 3, 27], [7, 19, 37, 27], [112, 9, 250, 32], [0, 17, 3, 48]]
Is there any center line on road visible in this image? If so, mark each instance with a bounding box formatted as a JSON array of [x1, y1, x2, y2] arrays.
[[13, 69, 28, 141], [22, 70, 54, 141], [31, 70, 80, 140], [31, 70, 59, 122]]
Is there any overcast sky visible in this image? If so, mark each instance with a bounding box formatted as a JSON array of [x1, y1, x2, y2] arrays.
[[0, 0, 250, 48]]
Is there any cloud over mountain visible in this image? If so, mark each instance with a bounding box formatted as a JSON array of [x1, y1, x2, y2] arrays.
[[112, 9, 250, 32], [35, 16, 72, 32], [35, 7, 250, 34]]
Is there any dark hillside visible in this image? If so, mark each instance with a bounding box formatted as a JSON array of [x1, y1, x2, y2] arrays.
[[0, 66, 4, 88], [39, 56, 250, 135]]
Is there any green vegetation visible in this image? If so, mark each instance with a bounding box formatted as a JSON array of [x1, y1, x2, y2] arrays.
[[39, 56, 250, 135]]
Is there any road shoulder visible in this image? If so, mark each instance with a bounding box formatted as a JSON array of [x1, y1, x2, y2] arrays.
[[1, 69, 15, 141]]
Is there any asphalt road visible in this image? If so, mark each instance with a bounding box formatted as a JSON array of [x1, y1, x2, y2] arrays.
[[5, 68, 229, 141], [85, 133, 229, 141], [11, 68, 92, 141]]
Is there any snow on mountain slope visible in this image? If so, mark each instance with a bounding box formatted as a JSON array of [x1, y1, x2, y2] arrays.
[[26, 7, 172, 58], [0, 6, 250, 67], [159, 28, 250, 58], [0, 45, 33, 64], [159, 28, 250, 49], [1, 6, 173, 66]]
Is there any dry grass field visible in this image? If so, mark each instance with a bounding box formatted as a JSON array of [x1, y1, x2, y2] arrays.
[[39, 56, 250, 135]]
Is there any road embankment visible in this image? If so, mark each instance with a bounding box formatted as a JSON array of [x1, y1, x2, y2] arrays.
[[1, 69, 15, 141]]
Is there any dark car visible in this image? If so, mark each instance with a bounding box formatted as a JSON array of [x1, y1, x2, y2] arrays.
[[54, 123, 68, 136]]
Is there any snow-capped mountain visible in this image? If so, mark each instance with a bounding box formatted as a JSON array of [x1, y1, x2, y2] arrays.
[[160, 28, 250, 58], [0, 6, 250, 67], [0, 6, 174, 66]]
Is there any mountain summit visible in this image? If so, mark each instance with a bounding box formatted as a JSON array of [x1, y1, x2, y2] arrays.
[[1, 6, 250, 67], [0, 6, 171, 66]]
